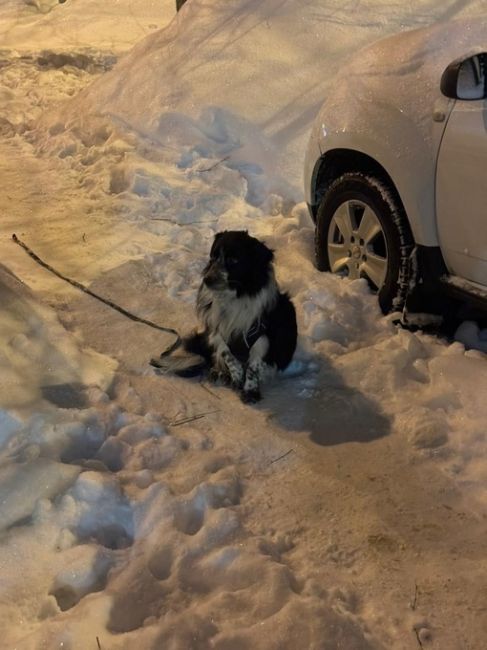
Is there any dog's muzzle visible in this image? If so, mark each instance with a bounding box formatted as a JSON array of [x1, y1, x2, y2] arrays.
[[203, 262, 227, 289]]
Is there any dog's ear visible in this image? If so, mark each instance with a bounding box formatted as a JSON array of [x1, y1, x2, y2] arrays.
[[210, 231, 225, 256]]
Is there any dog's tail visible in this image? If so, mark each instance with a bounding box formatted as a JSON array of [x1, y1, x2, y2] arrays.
[[183, 331, 213, 364]]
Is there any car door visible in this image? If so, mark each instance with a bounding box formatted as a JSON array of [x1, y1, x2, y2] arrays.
[[436, 53, 487, 286]]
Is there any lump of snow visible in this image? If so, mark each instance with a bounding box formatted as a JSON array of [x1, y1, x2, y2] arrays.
[[455, 320, 487, 354], [400, 407, 449, 449], [0, 264, 116, 414], [0, 458, 80, 531], [0, 410, 22, 448]]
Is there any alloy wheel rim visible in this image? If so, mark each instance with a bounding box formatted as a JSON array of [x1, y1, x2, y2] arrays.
[[327, 199, 388, 289]]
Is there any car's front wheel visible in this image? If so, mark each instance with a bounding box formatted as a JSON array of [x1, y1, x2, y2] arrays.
[[315, 172, 414, 313]]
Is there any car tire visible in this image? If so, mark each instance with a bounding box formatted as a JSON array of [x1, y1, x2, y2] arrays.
[[315, 172, 414, 313]]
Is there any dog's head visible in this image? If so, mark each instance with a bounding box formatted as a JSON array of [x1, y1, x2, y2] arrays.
[[203, 230, 274, 297]]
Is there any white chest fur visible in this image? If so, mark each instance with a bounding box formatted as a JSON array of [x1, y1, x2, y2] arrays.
[[197, 281, 277, 344]]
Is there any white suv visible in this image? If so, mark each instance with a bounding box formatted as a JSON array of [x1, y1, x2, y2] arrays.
[[304, 19, 487, 315]]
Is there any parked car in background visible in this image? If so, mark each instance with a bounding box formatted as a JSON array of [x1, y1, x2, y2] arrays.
[[304, 19, 487, 317]]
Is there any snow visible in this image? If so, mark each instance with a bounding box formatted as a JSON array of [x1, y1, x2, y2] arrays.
[[1, 0, 487, 648], [0, 264, 116, 413], [0, 0, 175, 53], [455, 320, 487, 353]]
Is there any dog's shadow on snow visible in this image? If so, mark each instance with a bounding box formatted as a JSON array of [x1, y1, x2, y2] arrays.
[[264, 356, 391, 446]]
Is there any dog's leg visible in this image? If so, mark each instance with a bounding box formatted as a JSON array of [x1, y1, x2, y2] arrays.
[[241, 336, 270, 403], [182, 330, 213, 363], [208, 332, 244, 388]]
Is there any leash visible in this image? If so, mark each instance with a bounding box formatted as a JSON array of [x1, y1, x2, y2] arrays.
[[11, 233, 181, 357]]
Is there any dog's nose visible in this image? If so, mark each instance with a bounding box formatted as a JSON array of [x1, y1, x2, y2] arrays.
[[203, 264, 221, 288], [204, 272, 219, 288]]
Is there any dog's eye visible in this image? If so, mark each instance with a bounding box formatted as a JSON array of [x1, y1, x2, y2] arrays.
[[226, 257, 239, 267]]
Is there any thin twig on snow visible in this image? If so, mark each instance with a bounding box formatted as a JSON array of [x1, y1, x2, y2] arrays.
[[410, 582, 418, 610], [199, 381, 221, 399], [195, 156, 230, 173], [269, 449, 294, 465], [169, 410, 219, 427]]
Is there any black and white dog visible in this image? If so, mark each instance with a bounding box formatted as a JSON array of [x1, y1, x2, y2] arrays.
[[184, 230, 297, 403]]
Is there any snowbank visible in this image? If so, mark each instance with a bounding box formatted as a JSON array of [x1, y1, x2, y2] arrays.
[[0, 0, 176, 134], [0, 264, 115, 414], [36, 0, 486, 196]]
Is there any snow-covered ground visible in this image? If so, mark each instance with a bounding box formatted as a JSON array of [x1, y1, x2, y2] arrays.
[[1, 1, 487, 648]]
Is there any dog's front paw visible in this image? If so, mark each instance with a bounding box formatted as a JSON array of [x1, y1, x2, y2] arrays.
[[208, 366, 222, 384], [224, 360, 244, 389], [211, 351, 244, 388], [240, 388, 262, 404], [230, 374, 244, 390], [209, 367, 231, 385]]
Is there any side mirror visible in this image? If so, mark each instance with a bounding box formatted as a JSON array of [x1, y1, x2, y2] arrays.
[[441, 53, 487, 100]]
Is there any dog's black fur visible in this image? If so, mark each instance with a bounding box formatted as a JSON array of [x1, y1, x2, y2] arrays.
[[184, 230, 297, 402]]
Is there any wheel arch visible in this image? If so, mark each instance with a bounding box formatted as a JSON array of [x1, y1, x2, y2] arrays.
[[310, 149, 405, 222], [308, 144, 442, 249]]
